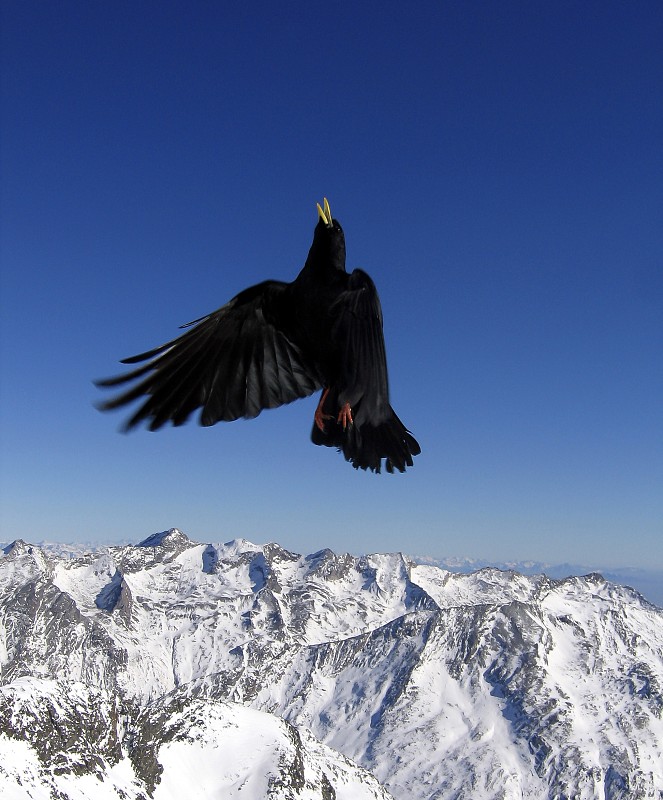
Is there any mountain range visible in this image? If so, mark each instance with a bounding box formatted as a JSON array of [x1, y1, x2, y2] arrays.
[[15, 539, 663, 609], [1, 529, 662, 799]]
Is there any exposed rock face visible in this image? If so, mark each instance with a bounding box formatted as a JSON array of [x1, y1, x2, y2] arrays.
[[1, 529, 662, 799]]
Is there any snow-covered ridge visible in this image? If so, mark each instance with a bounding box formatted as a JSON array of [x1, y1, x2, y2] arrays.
[[415, 553, 663, 609], [1, 528, 662, 799], [6, 535, 661, 607]]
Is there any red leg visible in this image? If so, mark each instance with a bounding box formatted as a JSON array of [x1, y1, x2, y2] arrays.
[[314, 387, 332, 432], [337, 402, 353, 430]]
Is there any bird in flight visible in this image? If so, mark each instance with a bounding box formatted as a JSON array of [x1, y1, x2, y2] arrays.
[[96, 198, 420, 473]]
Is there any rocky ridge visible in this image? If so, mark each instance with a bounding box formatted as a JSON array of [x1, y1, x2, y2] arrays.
[[1, 529, 662, 799]]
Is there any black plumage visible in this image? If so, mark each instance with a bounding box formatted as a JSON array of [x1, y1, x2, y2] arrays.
[[96, 198, 420, 473]]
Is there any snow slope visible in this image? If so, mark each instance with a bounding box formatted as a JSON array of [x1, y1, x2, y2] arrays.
[[1, 530, 661, 799]]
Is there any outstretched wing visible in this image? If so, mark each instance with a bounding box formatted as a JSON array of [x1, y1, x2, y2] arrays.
[[96, 280, 324, 430]]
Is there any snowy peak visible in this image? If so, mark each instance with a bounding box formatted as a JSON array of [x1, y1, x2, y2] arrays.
[[1, 539, 45, 564], [0, 539, 51, 588], [217, 537, 265, 558], [1, 532, 662, 799], [137, 527, 192, 550]]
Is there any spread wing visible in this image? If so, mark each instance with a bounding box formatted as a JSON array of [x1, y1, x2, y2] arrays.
[[96, 280, 324, 430]]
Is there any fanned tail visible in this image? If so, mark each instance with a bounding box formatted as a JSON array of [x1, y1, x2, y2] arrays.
[[311, 390, 420, 474]]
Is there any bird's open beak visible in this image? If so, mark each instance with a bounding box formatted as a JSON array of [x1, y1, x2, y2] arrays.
[[316, 197, 333, 228]]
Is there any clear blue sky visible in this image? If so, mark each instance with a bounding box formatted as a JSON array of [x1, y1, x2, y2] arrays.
[[1, 1, 661, 569]]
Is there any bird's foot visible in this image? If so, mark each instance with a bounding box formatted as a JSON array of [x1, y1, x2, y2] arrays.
[[314, 387, 332, 432], [337, 403, 353, 430], [314, 409, 333, 432]]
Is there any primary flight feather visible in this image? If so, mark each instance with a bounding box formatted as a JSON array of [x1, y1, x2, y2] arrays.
[[96, 198, 420, 473]]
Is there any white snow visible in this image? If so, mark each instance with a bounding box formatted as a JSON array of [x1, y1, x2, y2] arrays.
[[1, 532, 662, 800]]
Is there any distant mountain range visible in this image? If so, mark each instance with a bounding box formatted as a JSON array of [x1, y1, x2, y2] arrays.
[[414, 554, 663, 609], [11, 538, 662, 608], [1, 530, 662, 799]]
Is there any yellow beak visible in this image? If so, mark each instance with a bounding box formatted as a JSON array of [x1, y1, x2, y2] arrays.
[[316, 197, 333, 228]]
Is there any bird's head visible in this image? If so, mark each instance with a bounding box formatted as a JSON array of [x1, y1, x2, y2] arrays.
[[310, 197, 346, 271]]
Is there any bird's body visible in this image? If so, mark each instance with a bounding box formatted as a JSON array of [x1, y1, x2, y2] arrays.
[[97, 199, 420, 473]]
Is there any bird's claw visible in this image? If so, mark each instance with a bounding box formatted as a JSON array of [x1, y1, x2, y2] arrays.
[[314, 387, 333, 431], [314, 388, 352, 431], [314, 409, 333, 432], [338, 403, 353, 430]]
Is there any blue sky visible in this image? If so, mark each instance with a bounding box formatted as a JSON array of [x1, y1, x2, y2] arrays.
[[1, 1, 661, 569]]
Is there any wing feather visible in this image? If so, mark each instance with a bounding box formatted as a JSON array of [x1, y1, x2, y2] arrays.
[[310, 269, 420, 472], [96, 280, 324, 430], [331, 269, 390, 424]]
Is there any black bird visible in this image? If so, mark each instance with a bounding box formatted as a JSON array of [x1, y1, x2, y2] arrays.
[[96, 198, 420, 473]]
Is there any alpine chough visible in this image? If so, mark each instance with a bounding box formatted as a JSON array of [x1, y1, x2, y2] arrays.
[[96, 198, 420, 473]]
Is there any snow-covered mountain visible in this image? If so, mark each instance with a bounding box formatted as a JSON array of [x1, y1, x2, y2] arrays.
[[12, 539, 662, 608], [1, 530, 662, 799], [415, 554, 663, 610]]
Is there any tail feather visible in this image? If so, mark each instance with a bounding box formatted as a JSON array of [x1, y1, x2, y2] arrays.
[[311, 402, 420, 473]]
